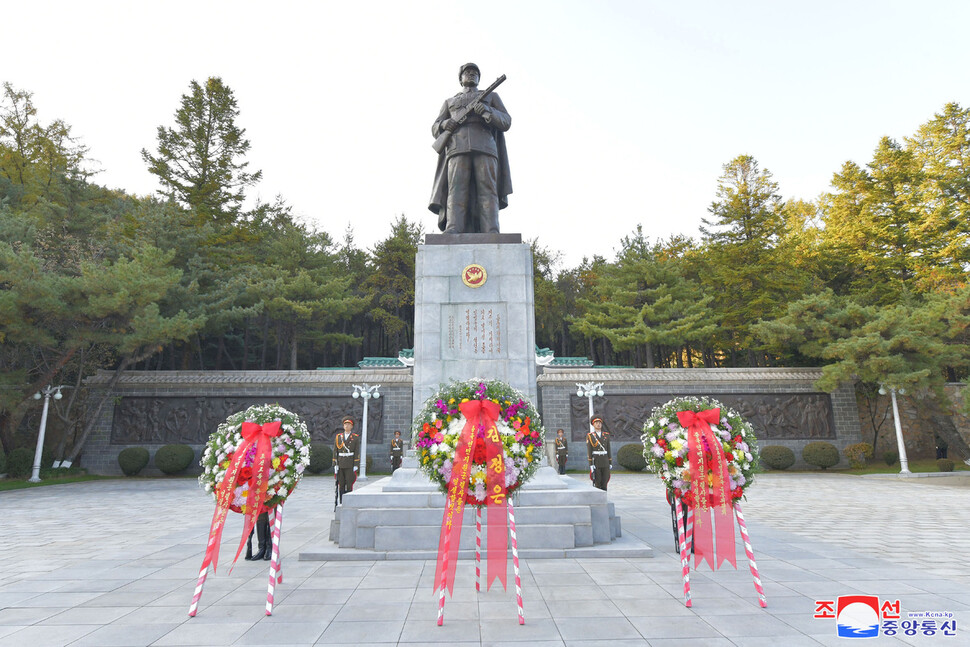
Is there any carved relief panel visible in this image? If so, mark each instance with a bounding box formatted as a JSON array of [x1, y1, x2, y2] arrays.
[[569, 393, 835, 441], [110, 396, 384, 445]]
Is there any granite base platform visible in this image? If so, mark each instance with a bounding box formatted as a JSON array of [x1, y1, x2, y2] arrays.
[[298, 463, 654, 561]]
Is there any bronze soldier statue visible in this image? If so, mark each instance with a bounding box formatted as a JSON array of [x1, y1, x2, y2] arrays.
[[429, 62, 512, 234]]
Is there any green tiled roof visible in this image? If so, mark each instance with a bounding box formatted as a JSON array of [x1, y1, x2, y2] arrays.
[[549, 357, 594, 367], [356, 357, 408, 368]]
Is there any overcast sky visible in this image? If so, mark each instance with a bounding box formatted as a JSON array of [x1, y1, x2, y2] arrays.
[[6, 1, 969, 267]]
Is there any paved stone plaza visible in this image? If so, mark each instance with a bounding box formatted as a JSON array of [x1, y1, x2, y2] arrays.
[[0, 472, 966, 646]]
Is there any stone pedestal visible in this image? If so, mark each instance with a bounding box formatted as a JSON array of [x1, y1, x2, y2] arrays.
[[298, 454, 651, 561], [412, 235, 537, 415]]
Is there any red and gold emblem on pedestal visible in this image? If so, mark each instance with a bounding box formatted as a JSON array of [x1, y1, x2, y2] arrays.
[[461, 264, 487, 288]]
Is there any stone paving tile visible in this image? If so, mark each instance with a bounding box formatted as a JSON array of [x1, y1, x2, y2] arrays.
[[153, 621, 256, 645], [543, 599, 623, 618], [0, 623, 100, 646], [0, 605, 68, 625], [643, 640, 733, 647], [554, 616, 643, 640], [235, 620, 330, 644], [69, 622, 181, 646], [318, 619, 405, 643]]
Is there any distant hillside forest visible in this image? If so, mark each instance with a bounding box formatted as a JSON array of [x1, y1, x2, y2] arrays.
[[2, 77, 970, 455]]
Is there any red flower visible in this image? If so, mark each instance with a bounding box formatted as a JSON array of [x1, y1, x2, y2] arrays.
[[675, 457, 683, 467], [279, 454, 289, 469], [237, 466, 253, 483], [472, 439, 487, 464]]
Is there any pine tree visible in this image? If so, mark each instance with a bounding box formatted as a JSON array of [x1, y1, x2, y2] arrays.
[[141, 77, 261, 225]]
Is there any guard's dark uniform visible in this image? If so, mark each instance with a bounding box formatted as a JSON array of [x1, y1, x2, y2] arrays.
[[555, 433, 568, 475], [333, 419, 360, 505], [586, 417, 611, 491], [390, 434, 404, 472]]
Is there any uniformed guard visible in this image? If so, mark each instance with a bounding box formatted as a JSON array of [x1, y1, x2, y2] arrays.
[[586, 415, 611, 491], [390, 430, 405, 472], [333, 416, 360, 506], [554, 428, 568, 474]]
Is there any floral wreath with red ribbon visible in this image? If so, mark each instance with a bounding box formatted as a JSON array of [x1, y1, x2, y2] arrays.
[[414, 379, 545, 595], [413, 379, 545, 504], [641, 396, 759, 508], [198, 403, 311, 572]]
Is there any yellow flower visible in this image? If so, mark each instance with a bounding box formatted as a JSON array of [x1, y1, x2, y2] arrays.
[[449, 398, 455, 404], [670, 440, 683, 451], [461, 398, 469, 403], [272, 457, 281, 469], [664, 451, 674, 462]]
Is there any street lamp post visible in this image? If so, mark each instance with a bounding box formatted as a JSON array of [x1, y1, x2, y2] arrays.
[[880, 384, 911, 474], [352, 383, 381, 480], [30, 385, 64, 483], [575, 382, 605, 432]]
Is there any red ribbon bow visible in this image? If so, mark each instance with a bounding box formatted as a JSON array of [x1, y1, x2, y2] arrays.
[[676, 408, 736, 570], [434, 399, 507, 596], [201, 420, 282, 574]]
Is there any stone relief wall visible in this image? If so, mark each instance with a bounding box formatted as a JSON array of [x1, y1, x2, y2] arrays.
[[537, 367, 863, 470], [81, 370, 413, 476], [110, 396, 384, 445], [568, 393, 835, 442]]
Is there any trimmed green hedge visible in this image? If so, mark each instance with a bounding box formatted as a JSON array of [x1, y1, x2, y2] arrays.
[[802, 441, 840, 470], [7, 448, 33, 478], [616, 443, 646, 471], [760, 445, 796, 470], [0, 447, 6, 475], [308, 443, 332, 474], [118, 447, 150, 476], [154, 444, 194, 475], [937, 459, 955, 472]]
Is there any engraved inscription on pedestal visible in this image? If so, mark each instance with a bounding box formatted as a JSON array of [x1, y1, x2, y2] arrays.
[[569, 393, 835, 441], [442, 303, 507, 360]]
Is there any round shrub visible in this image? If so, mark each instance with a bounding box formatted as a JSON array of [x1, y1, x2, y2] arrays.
[[843, 442, 874, 469], [118, 447, 150, 476], [937, 459, 955, 472], [883, 451, 898, 466], [0, 447, 6, 475], [802, 441, 840, 470], [617, 443, 646, 471], [154, 444, 194, 475], [760, 445, 796, 471], [308, 442, 332, 474], [7, 448, 34, 478]]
